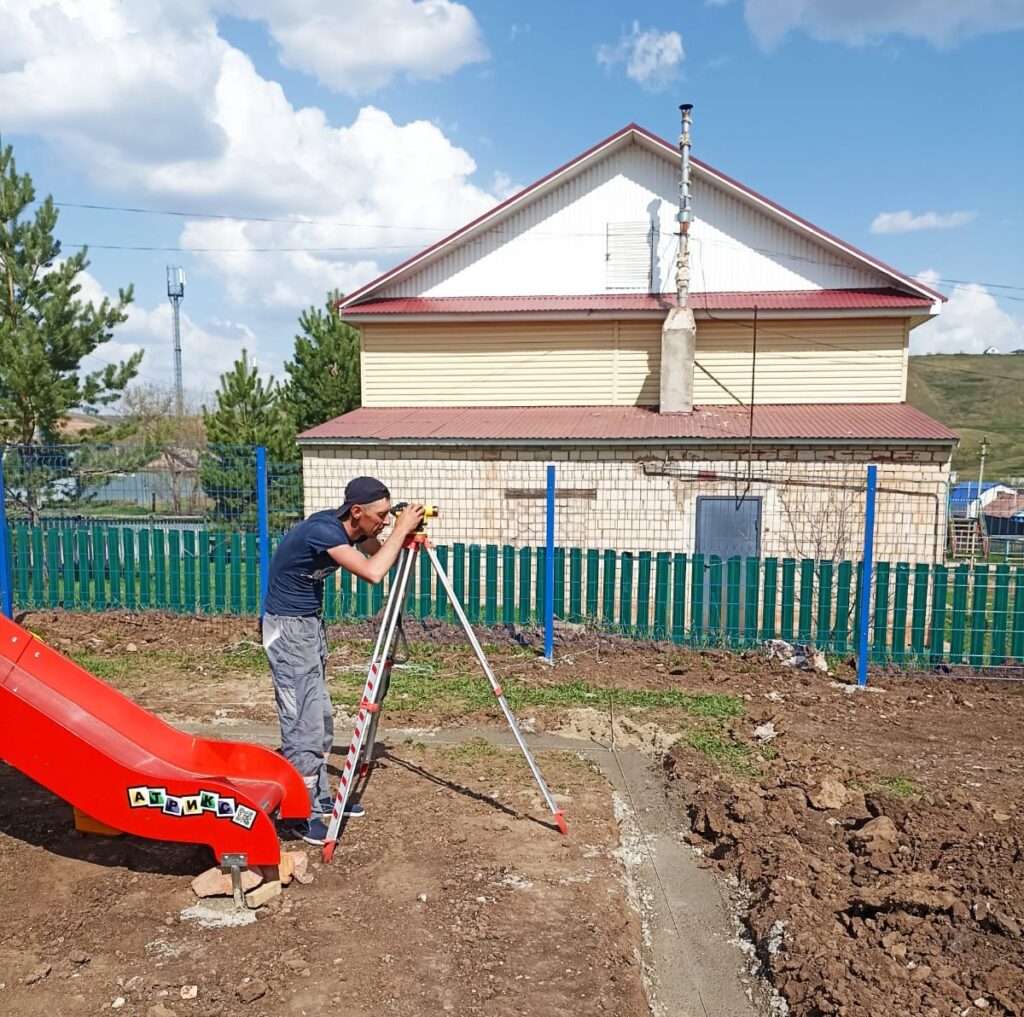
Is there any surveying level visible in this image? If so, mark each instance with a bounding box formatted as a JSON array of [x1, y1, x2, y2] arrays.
[[320, 522, 567, 862], [391, 501, 438, 519], [390, 502, 438, 531]]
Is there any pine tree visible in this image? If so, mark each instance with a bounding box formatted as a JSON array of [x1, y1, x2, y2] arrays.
[[282, 289, 360, 435], [0, 143, 138, 445], [200, 350, 296, 524]]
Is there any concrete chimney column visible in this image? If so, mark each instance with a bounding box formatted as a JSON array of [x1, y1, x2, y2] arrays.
[[660, 304, 695, 412]]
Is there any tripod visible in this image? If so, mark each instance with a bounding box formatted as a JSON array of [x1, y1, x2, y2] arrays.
[[321, 527, 567, 863]]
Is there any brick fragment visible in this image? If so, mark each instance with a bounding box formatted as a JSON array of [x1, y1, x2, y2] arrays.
[[191, 865, 263, 899], [245, 880, 283, 909]]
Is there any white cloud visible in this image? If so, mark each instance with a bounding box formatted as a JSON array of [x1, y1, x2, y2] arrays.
[[870, 209, 976, 234], [66, 266, 260, 396], [597, 22, 685, 92], [223, 0, 488, 94], [911, 270, 1024, 354], [743, 0, 1024, 51], [0, 1, 498, 311]]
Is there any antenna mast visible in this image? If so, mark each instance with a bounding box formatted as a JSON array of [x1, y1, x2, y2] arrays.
[[166, 266, 185, 416]]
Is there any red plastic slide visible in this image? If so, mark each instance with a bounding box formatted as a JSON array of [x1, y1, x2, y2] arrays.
[[0, 614, 308, 866]]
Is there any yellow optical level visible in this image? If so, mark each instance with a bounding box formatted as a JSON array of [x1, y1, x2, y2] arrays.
[[391, 502, 439, 519]]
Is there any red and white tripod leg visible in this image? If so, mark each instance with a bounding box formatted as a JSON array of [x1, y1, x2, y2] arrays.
[[321, 546, 416, 862]]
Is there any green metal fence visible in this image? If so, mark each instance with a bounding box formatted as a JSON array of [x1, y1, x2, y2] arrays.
[[7, 522, 1024, 669]]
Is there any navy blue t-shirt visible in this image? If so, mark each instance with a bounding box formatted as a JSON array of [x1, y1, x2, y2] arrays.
[[264, 509, 353, 616]]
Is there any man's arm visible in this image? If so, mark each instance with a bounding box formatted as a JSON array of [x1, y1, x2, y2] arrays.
[[326, 505, 424, 584]]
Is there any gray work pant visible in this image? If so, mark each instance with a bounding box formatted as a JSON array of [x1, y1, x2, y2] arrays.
[[262, 613, 333, 815]]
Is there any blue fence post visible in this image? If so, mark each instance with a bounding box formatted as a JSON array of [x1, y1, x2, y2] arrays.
[[857, 464, 878, 687], [256, 446, 270, 617], [0, 448, 12, 619], [544, 464, 555, 661]]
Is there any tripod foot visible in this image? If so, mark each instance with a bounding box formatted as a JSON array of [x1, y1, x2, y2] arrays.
[[554, 811, 568, 836], [322, 840, 337, 864], [359, 762, 370, 779]]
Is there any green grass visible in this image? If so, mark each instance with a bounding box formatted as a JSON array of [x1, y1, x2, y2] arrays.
[[440, 737, 509, 765], [220, 643, 269, 673], [682, 726, 758, 775], [847, 775, 922, 797], [908, 354, 1024, 477], [877, 775, 922, 798], [67, 652, 132, 679], [328, 664, 745, 719]]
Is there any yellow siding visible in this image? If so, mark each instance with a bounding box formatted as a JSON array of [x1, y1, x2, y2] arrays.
[[693, 317, 908, 404], [361, 321, 659, 407], [360, 316, 909, 407]]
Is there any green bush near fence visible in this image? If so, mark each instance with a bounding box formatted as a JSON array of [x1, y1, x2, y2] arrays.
[[6, 523, 1024, 669]]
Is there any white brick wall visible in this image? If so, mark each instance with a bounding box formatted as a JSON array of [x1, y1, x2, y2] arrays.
[[300, 443, 952, 564]]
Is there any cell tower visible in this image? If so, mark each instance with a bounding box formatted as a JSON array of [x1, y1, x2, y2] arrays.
[[166, 266, 185, 416]]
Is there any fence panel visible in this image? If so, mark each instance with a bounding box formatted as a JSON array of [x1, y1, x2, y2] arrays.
[[5, 446, 1024, 681]]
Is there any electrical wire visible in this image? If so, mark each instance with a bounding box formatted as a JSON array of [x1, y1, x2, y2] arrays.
[[45, 200, 1023, 295]]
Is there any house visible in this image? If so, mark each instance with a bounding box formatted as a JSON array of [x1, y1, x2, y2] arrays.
[[298, 124, 959, 566], [982, 491, 1024, 538], [949, 481, 1015, 519]]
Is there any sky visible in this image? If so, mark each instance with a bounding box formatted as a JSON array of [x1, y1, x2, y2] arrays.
[[2, 0, 1023, 403]]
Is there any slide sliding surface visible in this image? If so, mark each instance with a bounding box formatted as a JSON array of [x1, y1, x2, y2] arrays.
[[0, 615, 308, 866]]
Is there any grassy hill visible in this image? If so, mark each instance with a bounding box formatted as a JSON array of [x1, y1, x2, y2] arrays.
[[907, 354, 1024, 481]]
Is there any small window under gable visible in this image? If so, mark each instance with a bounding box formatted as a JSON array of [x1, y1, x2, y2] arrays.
[[605, 221, 656, 292]]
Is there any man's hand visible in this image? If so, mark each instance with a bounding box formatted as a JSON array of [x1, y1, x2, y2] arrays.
[[393, 502, 426, 536]]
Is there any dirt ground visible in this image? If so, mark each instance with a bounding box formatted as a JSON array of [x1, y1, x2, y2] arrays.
[[3, 610, 1024, 1017], [0, 735, 646, 1016]]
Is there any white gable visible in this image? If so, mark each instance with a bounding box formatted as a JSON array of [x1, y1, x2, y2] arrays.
[[376, 137, 893, 299]]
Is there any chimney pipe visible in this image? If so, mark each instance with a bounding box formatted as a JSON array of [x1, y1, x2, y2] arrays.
[[660, 103, 697, 414], [676, 103, 693, 305]]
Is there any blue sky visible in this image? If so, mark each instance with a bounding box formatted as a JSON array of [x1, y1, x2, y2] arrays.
[[2, 0, 1022, 400]]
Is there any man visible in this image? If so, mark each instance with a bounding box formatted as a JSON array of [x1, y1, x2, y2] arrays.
[[262, 476, 425, 845]]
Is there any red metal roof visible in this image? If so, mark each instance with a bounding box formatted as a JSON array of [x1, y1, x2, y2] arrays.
[[984, 493, 1024, 518], [298, 404, 958, 443], [341, 289, 931, 317], [340, 123, 945, 309]]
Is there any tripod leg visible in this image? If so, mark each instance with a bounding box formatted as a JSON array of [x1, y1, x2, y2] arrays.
[[360, 544, 416, 772], [322, 544, 417, 860], [359, 550, 414, 775], [424, 542, 567, 835], [359, 654, 394, 776]]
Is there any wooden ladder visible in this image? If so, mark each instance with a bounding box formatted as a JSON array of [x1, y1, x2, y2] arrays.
[[947, 516, 990, 559]]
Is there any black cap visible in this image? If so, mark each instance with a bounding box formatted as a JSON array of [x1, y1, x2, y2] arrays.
[[338, 476, 390, 519]]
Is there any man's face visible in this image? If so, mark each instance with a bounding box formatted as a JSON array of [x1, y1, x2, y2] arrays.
[[350, 497, 391, 538]]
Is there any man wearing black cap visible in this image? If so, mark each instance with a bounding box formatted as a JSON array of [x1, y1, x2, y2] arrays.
[[262, 476, 424, 845]]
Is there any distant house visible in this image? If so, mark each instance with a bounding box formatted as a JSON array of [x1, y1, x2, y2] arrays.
[[298, 123, 958, 564], [983, 492, 1024, 537], [950, 481, 1016, 519]]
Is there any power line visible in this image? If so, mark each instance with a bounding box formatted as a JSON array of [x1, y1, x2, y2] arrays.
[[54, 201, 455, 233], [64, 242, 425, 253], [49, 199, 1024, 294]]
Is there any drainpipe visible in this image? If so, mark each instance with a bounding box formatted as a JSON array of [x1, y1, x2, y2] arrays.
[[660, 103, 696, 413]]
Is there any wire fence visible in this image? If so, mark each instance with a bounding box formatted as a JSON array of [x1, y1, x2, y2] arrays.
[[3, 442, 1024, 679]]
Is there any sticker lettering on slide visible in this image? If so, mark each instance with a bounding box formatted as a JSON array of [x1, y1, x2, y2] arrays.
[[123, 786, 257, 826]]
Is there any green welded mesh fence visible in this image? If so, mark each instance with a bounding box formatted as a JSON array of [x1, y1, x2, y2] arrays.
[[3, 443, 1024, 675]]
